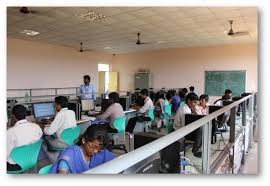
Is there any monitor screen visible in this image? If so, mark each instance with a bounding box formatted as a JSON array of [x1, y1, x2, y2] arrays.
[[121, 152, 161, 174], [209, 105, 224, 122], [119, 97, 128, 111], [81, 99, 94, 111], [32, 102, 55, 119], [185, 114, 205, 141], [101, 99, 110, 112]]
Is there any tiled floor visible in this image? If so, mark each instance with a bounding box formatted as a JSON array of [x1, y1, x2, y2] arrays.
[[238, 142, 258, 174]]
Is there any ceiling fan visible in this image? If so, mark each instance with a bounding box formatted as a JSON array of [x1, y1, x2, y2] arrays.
[[226, 20, 249, 37], [19, 7, 37, 14], [78, 42, 92, 52], [136, 32, 147, 45]]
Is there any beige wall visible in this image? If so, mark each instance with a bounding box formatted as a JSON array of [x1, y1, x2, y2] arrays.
[[7, 38, 257, 103], [111, 43, 258, 102], [7, 37, 113, 90]]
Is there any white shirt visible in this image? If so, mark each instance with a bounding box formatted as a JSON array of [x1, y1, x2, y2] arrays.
[[173, 104, 191, 130], [7, 119, 43, 164], [139, 97, 154, 116], [44, 108, 77, 139], [96, 103, 124, 128]]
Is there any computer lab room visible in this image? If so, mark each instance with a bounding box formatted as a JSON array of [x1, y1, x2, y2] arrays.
[[6, 7, 258, 174]]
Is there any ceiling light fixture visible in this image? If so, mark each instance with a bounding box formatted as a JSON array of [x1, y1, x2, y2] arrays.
[[20, 30, 40, 36], [104, 46, 112, 50], [157, 41, 166, 44], [75, 10, 106, 22]]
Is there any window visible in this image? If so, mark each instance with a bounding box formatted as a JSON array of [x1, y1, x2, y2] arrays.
[[98, 64, 110, 92], [98, 64, 109, 72]]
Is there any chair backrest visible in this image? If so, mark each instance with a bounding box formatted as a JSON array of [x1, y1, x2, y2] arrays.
[[148, 109, 155, 121], [113, 116, 126, 133], [180, 101, 185, 107], [61, 126, 81, 145], [165, 122, 174, 134], [10, 139, 43, 172], [38, 164, 52, 174], [164, 104, 172, 117]]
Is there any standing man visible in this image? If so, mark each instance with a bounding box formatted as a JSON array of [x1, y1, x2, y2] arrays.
[[79, 75, 96, 100]]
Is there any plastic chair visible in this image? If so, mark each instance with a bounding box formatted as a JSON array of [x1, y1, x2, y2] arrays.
[[180, 102, 185, 107], [163, 104, 172, 118], [61, 125, 81, 145], [165, 122, 175, 134], [108, 116, 127, 153], [7, 139, 43, 174], [49, 125, 80, 151], [144, 109, 155, 132], [38, 164, 52, 174]]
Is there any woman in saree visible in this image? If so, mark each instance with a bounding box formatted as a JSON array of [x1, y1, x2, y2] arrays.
[[50, 124, 115, 174]]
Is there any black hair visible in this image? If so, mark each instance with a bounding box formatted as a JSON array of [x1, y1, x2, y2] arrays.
[[179, 88, 188, 99], [77, 124, 108, 148], [225, 89, 232, 95], [200, 94, 209, 102], [140, 89, 149, 96], [182, 88, 188, 94], [185, 93, 199, 103], [189, 86, 195, 92], [108, 92, 120, 103], [83, 75, 91, 81], [12, 105, 27, 120], [55, 96, 68, 108], [166, 91, 173, 100]]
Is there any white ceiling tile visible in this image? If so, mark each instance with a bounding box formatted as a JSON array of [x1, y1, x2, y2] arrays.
[[7, 6, 257, 54]]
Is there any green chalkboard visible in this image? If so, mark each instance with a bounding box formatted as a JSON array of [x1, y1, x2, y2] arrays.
[[205, 71, 246, 96]]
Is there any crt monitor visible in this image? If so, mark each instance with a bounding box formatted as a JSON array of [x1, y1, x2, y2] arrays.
[[209, 105, 224, 122], [185, 114, 206, 141], [121, 152, 161, 174], [32, 102, 55, 120], [119, 97, 129, 111], [101, 99, 110, 112], [81, 99, 94, 111], [68, 102, 81, 120]]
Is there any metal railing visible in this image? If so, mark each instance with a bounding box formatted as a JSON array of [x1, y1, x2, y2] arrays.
[[84, 94, 254, 174]]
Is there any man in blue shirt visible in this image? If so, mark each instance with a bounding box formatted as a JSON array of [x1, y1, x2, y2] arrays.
[[79, 75, 96, 100]]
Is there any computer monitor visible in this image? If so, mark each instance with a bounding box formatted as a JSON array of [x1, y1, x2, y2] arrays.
[[81, 99, 94, 111], [101, 99, 110, 112], [134, 132, 183, 173], [185, 114, 205, 141], [68, 102, 81, 120], [119, 97, 129, 111], [209, 105, 224, 122], [32, 102, 55, 120], [121, 152, 161, 174]]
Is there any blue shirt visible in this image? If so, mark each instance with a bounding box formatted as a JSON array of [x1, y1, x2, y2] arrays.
[[80, 84, 96, 100]]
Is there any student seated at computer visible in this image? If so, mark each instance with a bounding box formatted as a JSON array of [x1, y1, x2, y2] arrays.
[[214, 89, 232, 106], [126, 89, 154, 133], [93, 92, 124, 133], [43, 96, 77, 150], [173, 93, 202, 158], [194, 94, 210, 115], [50, 124, 115, 174], [153, 92, 169, 128], [165, 90, 180, 114], [214, 89, 232, 127], [7, 105, 43, 171]]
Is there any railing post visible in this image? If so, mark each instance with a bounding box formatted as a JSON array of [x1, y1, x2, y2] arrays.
[[202, 121, 211, 174], [29, 89, 32, 102], [229, 106, 236, 143], [241, 101, 247, 165]]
